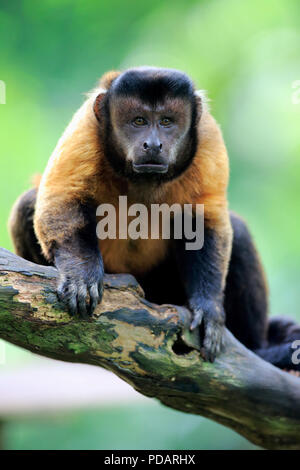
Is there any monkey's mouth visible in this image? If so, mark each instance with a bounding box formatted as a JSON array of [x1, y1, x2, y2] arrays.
[[132, 163, 169, 174]]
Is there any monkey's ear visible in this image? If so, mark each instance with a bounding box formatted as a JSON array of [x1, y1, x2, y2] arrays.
[[93, 90, 107, 122]]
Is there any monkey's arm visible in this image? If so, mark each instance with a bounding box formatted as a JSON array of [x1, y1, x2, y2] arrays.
[[173, 109, 232, 361], [34, 95, 105, 316], [35, 199, 104, 316], [174, 216, 232, 361]]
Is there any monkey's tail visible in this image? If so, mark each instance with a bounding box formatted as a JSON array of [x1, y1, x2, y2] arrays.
[[255, 316, 300, 372]]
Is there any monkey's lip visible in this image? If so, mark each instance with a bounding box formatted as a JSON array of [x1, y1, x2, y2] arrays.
[[132, 163, 169, 174]]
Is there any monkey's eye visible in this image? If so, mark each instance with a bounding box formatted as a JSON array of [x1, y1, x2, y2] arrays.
[[133, 117, 147, 126], [160, 117, 172, 126]]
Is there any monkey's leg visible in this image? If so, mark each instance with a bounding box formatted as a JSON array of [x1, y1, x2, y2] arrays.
[[225, 213, 300, 371], [9, 188, 49, 266], [255, 317, 300, 371], [224, 212, 268, 350]]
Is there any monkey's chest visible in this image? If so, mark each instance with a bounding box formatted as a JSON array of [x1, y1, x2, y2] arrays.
[[98, 237, 170, 276]]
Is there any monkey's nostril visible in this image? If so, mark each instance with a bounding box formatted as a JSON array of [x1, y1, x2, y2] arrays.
[[143, 142, 162, 154]]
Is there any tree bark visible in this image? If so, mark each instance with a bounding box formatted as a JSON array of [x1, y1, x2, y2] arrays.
[[0, 247, 299, 449]]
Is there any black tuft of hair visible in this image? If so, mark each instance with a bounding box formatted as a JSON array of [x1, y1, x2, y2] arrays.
[[109, 67, 195, 105]]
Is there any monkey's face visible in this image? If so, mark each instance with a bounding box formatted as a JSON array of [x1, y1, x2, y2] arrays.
[[106, 95, 197, 184]]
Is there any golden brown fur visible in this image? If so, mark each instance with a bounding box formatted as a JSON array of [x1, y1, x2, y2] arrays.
[[33, 71, 231, 278]]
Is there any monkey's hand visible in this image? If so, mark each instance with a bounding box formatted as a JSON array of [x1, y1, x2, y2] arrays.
[[189, 299, 225, 362], [55, 248, 104, 318]]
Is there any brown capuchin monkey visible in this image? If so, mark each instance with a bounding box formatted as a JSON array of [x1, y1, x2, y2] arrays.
[[9, 67, 300, 367]]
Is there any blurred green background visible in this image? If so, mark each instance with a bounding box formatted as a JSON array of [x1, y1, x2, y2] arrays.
[[0, 0, 300, 450]]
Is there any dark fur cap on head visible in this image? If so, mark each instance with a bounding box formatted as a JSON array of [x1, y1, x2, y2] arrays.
[[108, 66, 196, 105]]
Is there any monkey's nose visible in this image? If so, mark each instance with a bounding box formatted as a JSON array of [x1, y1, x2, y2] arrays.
[[143, 142, 162, 156]]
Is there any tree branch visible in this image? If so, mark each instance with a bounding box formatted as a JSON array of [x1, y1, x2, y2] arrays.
[[0, 247, 299, 449]]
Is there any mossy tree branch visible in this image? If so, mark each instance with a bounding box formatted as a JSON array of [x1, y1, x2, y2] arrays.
[[0, 247, 300, 449]]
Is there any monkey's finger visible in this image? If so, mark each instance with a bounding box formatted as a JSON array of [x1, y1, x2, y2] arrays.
[[57, 280, 76, 316], [77, 283, 88, 318], [203, 320, 224, 362], [88, 283, 100, 315], [56, 275, 68, 302], [190, 308, 203, 330], [64, 283, 78, 316], [98, 280, 104, 302], [57, 286, 64, 302], [200, 347, 208, 361]]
